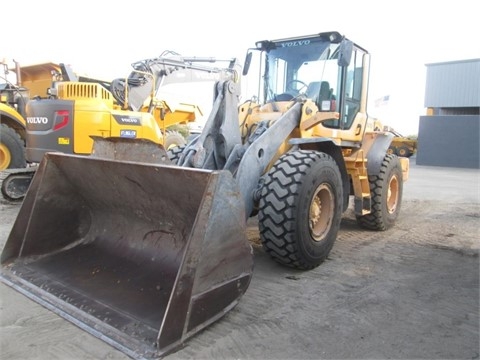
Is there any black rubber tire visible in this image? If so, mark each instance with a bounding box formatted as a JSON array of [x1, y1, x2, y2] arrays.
[[356, 153, 403, 231], [397, 146, 411, 157], [167, 145, 186, 164], [164, 130, 186, 150], [0, 124, 26, 170], [258, 150, 343, 270]]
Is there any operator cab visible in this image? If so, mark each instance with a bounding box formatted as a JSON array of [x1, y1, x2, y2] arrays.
[[243, 31, 369, 132]]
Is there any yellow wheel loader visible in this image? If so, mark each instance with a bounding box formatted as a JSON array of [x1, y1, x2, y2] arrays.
[[386, 127, 418, 157], [1, 54, 236, 201], [0, 31, 409, 358], [372, 119, 417, 158]]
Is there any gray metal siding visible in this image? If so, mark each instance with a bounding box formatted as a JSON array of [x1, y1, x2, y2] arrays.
[[416, 115, 480, 168], [424, 59, 480, 108]]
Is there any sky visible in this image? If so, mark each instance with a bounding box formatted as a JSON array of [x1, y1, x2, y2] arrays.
[[2, 0, 479, 135]]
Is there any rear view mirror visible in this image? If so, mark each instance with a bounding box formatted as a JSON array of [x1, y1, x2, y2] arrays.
[[337, 40, 353, 67], [243, 52, 252, 76]]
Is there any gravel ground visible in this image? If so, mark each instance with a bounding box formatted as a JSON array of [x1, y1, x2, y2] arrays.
[[0, 157, 479, 360]]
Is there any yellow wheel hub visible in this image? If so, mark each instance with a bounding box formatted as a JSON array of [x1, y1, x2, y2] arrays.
[[309, 184, 334, 241], [0, 142, 11, 170], [387, 175, 399, 214]]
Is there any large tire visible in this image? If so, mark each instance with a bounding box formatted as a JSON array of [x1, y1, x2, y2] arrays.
[[164, 131, 186, 150], [397, 145, 411, 157], [356, 153, 403, 231], [258, 150, 343, 270], [167, 145, 186, 164], [0, 124, 26, 170]]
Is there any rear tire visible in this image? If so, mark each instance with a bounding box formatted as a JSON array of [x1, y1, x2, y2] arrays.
[[397, 146, 411, 157], [0, 124, 26, 170], [356, 153, 403, 231], [258, 150, 343, 270]]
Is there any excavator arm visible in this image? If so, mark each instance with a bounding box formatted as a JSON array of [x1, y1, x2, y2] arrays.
[[110, 53, 240, 111]]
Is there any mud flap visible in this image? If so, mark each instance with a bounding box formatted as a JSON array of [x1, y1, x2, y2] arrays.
[[0, 150, 253, 359]]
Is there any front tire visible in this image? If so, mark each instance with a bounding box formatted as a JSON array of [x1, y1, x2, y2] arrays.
[[258, 150, 343, 270], [356, 153, 403, 230]]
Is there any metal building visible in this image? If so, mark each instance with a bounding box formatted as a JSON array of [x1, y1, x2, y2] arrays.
[[416, 58, 480, 168]]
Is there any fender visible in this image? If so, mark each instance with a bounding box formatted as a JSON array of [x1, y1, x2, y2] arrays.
[[290, 137, 350, 212], [365, 132, 395, 175], [0, 103, 26, 128]]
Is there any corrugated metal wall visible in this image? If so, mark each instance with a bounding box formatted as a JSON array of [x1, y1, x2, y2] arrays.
[[416, 116, 479, 168], [418, 59, 480, 168], [424, 59, 480, 108]]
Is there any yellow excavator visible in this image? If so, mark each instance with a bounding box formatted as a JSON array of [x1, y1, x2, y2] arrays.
[[1, 53, 236, 201], [1, 60, 63, 170], [0, 31, 409, 358]]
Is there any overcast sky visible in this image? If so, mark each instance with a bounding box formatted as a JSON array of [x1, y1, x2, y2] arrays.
[[2, 0, 478, 135]]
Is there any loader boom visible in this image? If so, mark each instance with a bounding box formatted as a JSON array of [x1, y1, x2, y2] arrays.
[[175, 79, 303, 217]]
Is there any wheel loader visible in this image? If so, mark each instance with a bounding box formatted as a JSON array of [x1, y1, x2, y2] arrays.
[[371, 118, 418, 157], [0, 31, 409, 359], [1, 54, 236, 201], [386, 127, 418, 157]]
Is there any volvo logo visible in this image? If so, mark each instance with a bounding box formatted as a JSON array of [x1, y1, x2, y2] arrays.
[[27, 117, 49, 124], [113, 114, 141, 125], [120, 117, 139, 123], [280, 40, 311, 47]]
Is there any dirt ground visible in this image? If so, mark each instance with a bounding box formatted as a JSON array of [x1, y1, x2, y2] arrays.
[[0, 158, 479, 360]]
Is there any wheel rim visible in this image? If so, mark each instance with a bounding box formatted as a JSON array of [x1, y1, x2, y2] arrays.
[[309, 183, 334, 241], [398, 148, 407, 156], [387, 174, 399, 214], [0, 143, 11, 170]]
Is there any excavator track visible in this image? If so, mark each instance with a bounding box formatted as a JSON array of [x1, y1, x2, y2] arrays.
[[0, 166, 37, 202]]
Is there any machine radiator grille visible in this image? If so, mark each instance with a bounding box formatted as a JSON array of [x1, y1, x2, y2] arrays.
[[58, 82, 111, 101]]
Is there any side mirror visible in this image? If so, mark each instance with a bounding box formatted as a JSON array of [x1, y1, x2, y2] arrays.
[[337, 40, 353, 67], [243, 52, 252, 76]]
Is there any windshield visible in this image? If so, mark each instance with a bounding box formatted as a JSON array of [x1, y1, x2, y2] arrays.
[[262, 39, 342, 105]]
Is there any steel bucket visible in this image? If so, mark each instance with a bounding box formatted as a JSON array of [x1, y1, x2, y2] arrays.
[[1, 144, 253, 358]]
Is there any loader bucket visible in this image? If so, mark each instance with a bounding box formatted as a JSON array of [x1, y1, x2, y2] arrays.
[[0, 151, 253, 359]]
